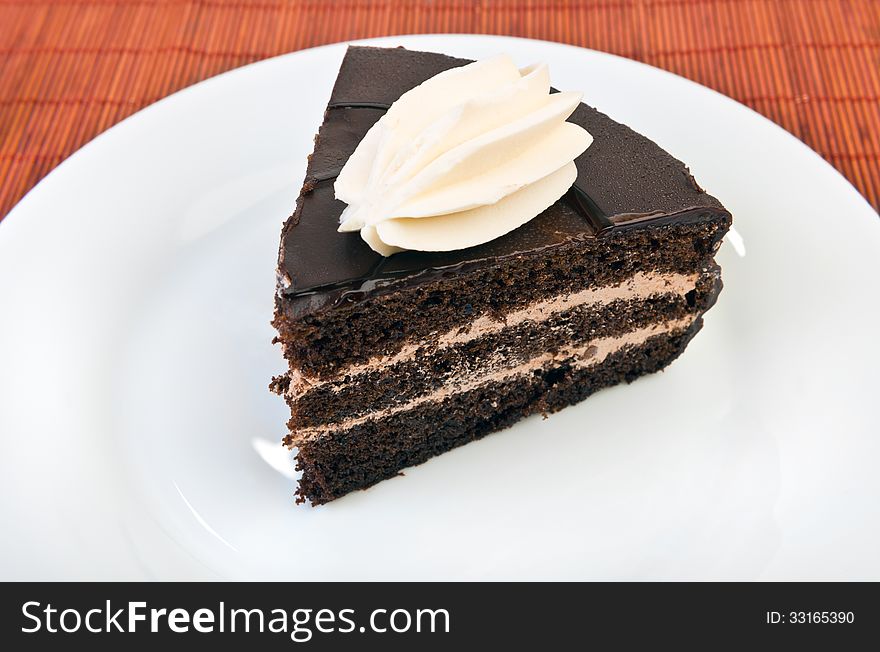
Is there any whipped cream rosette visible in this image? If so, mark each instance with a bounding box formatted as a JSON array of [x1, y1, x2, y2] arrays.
[[335, 54, 593, 256]]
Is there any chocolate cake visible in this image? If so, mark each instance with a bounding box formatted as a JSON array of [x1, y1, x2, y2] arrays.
[[271, 46, 731, 505]]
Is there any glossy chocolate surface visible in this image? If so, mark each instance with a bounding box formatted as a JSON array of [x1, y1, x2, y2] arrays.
[[278, 46, 728, 315]]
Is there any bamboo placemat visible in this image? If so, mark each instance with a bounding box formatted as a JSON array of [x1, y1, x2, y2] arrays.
[[1, 0, 878, 219]]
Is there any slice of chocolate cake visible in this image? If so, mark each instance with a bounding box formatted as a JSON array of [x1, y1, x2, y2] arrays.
[[271, 46, 731, 505]]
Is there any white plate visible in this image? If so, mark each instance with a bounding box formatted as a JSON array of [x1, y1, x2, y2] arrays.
[[1, 35, 878, 581]]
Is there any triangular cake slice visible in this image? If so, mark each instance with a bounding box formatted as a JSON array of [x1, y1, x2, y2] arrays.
[[272, 46, 731, 505]]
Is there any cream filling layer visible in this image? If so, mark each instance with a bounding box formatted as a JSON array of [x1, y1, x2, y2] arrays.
[[287, 270, 699, 399], [287, 315, 695, 443]]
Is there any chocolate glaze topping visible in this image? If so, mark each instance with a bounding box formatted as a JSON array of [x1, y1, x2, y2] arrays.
[[278, 46, 728, 315]]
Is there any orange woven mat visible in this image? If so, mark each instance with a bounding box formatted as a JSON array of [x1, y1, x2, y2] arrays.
[[1, 0, 878, 219]]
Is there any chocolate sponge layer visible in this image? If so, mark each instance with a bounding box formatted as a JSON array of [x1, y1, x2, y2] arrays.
[[274, 217, 728, 380], [290, 321, 702, 505], [274, 266, 720, 429]]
